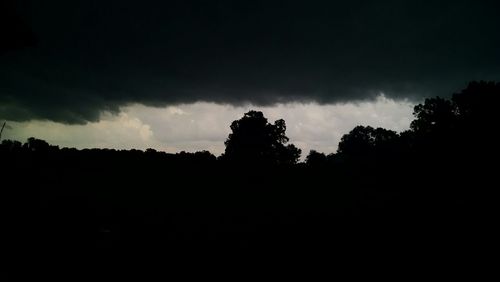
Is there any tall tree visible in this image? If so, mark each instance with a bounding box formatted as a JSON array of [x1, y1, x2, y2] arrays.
[[222, 111, 301, 165], [337, 126, 398, 158]]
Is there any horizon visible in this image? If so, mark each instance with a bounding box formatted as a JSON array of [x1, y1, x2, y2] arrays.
[[2, 94, 415, 158], [1, 1, 499, 156]]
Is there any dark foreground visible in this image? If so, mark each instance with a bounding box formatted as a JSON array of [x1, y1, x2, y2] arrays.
[[3, 81, 498, 277], [2, 149, 494, 277]]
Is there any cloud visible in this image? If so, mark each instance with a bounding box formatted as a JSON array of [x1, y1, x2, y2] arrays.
[[5, 112, 156, 150], [5, 96, 414, 158], [1, 0, 498, 123]]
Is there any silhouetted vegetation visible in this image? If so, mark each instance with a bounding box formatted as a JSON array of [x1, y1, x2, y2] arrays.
[[220, 110, 301, 165], [2, 81, 497, 268]]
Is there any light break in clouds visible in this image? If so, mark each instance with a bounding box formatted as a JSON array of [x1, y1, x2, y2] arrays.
[[3, 96, 414, 158]]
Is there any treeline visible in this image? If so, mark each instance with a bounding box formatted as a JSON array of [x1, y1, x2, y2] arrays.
[[2, 81, 498, 265], [3, 81, 498, 170], [1, 138, 217, 170], [1, 81, 497, 218]]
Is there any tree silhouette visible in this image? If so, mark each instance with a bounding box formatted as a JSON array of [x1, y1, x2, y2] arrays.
[[221, 110, 301, 165], [408, 81, 500, 138], [337, 126, 398, 158], [410, 97, 456, 134], [1, 139, 22, 151], [402, 81, 500, 160], [452, 81, 500, 131], [305, 150, 328, 166], [24, 137, 51, 152]]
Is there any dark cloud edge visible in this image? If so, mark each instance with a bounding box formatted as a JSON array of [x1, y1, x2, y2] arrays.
[[1, 87, 431, 125]]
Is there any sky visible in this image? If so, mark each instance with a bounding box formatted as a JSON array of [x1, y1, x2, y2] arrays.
[[1, 0, 499, 156]]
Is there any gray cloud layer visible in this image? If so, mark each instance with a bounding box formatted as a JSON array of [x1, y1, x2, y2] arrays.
[[1, 0, 499, 123]]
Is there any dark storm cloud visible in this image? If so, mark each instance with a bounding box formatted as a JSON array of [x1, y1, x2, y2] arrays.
[[1, 0, 499, 123]]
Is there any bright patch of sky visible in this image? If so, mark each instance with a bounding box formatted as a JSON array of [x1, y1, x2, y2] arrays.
[[3, 95, 415, 159]]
